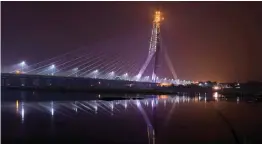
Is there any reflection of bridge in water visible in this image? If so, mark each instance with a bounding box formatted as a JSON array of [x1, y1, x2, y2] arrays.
[[2, 93, 261, 144], [2, 93, 231, 144], [4, 95, 215, 123]]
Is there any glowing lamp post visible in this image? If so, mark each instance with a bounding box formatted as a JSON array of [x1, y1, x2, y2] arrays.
[[109, 71, 115, 79], [93, 69, 99, 79], [20, 61, 26, 73], [123, 73, 128, 80], [135, 74, 141, 81], [73, 68, 78, 77], [50, 64, 55, 76]]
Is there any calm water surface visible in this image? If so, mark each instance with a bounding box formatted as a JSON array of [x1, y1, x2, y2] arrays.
[[2, 91, 262, 144]]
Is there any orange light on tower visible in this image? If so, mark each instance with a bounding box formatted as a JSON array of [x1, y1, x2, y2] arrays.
[[154, 11, 164, 27]]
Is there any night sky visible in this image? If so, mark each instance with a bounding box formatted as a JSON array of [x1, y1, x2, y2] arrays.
[[2, 2, 262, 82]]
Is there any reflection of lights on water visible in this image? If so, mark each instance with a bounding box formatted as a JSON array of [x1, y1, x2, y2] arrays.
[[194, 97, 198, 102], [94, 105, 98, 113], [237, 97, 239, 104], [75, 107, 78, 112], [151, 100, 154, 108], [136, 100, 140, 107], [51, 101, 54, 116], [110, 103, 114, 116], [147, 125, 155, 144], [21, 102, 24, 123], [16, 100, 19, 113], [16, 100, 19, 108], [213, 92, 218, 98], [15, 96, 228, 119], [74, 101, 78, 113], [111, 103, 114, 111], [51, 108, 54, 116], [213, 92, 219, 101], [21, 108, 24, 122], [124, 101, 127, 109], [93, 100, 98, 113], [175, 97, 179, 103], [145, 101, 148, 106]]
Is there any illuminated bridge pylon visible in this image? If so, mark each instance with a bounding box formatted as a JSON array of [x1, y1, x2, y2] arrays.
[[136, 11, 163, 82], [6, 10, 182, 84]]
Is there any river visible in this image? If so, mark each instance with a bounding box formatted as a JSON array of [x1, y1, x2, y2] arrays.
[[2, 91, 262, 143]]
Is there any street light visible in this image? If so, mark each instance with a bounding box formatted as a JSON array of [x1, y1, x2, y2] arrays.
[[50, 64, 55, 69], [20, 61, 26, 73], [109, 71, 115, 79], [93, 69, 99, 78], [123, 73, 128, 80], [73, 68, 78, 77], [136, 74, 141, 81], [50, 64, 55, 75]]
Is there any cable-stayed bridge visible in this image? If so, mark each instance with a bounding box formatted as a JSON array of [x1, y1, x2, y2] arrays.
[[2, 11, 193, 91]]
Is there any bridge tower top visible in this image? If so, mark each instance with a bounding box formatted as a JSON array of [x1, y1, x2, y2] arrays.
[[153, 11, 164, 27], [136, 10, 164, 81]]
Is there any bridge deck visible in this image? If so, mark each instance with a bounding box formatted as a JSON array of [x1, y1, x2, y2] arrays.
[[1, 73, 210, 94]]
